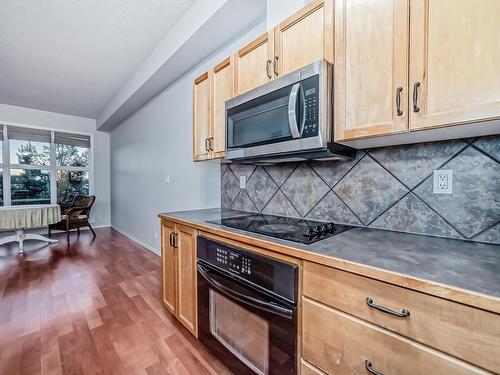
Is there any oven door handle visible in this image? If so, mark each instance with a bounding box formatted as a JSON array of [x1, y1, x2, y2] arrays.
[[197, 263, 294, 319], [287, 83, 301, 138]]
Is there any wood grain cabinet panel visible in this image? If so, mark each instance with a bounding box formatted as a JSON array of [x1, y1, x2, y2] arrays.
[[303, 262, 500, 373], [274, 0, 333, 77], [193, 72, 211, 161], [301, 359, 329, 375], [303, 298, 489, 375], [211, 57, 234, 158], [234, 31, 274, 95], [160, 222, 198, 337], [161, 220, 176, 315], [176, 224, 197, 336], [334, 0, 409, 141], [409, 0, 500, 131]]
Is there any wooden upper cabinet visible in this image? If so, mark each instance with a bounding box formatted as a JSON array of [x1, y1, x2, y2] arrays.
[[234, 31, 274, 95], [192, 72, 211, 161], [274, 0, 333, 77], [175, 224, 197, 336], [161, 220, 176, 315], [334, 0, 409, 141], [409, 0, 500, 130], [211, 57, 234, 158]]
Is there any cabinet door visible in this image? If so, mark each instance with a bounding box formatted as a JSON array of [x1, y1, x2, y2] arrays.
[[234, 31, 274, 95], [334, 0, 409, 141], [161, 220, 176, 315], [193, 72, 211, 161], [274, 0, 333, 77], [175, 224, 198, 336], [409, 0, 500, 130], [211, 57, 234, 158]]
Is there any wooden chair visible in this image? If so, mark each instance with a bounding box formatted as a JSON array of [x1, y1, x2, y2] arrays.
[[49, 195, 96, 242]]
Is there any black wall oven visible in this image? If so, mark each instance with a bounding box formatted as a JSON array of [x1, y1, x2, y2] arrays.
[[197, 236, 298, 375]]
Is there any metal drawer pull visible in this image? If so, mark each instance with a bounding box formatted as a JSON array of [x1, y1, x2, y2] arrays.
[[396, 86, 403, 116], [266, 59, 272, 79], [366, 297, 410, 318], [412, 81, 421, 112], [365, 360, 383, 375], [169, 232, 175, 247], [204, 138, 210, 152], [209, 137, 214, 151]]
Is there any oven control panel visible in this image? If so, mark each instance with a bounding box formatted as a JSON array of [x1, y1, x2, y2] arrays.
[[198, 236, 298, 304], [216, 247, 252, 275]]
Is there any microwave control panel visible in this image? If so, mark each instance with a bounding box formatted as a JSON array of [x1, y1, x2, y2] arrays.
[[216, 247, 252, 276], [301, 75, 319, 138]]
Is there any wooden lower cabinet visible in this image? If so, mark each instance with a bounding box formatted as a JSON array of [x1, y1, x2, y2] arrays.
[[302, 298, 488, 375], [175, 224, 197, 335], [161, 220, 176, 315], [301, 359, 328, 375], [303, 262, 500, 373], [160, 220, 198, 336]]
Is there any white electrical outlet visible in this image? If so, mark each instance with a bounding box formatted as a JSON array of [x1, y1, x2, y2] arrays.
[[154, 232, 158, 240], [433, 170, 453, 194], [166, 175, 170, 184], [240, 176, 246, 189]]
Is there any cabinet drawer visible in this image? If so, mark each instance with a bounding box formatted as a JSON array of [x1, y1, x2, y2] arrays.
[[301, 359, 328, 375], [302, 298, 489, 375], [303, 261, 500, 373]]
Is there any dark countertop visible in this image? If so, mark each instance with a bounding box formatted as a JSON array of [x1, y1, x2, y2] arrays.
[[159, 208, 500, 302]]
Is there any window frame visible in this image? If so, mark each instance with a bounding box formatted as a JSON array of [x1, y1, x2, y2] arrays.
[[0, 123, 94, 206]]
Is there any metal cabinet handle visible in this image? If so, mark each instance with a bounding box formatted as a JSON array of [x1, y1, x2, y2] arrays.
[[273, 56, 279, 76], [365, 360, 383, 375], [396, 86, 403, 116], [366, 297, 410, 318], [209, 137, 214, 151], [204, 138, 210, 152], [412, 81, 421, 112], [266, 59, 272, 79], [169, 232, 175, 247], [172, 233, 178, 248]]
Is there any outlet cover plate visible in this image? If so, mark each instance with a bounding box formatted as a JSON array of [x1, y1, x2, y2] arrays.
[[433, 170, 453, 194], [239, 176, 246, 189]]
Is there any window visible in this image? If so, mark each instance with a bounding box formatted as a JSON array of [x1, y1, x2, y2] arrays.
[[54, 132, 91, 204], [0, 125, 92, 206]]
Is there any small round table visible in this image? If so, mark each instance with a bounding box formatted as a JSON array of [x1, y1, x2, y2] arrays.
[[0, 204, 61, 254]]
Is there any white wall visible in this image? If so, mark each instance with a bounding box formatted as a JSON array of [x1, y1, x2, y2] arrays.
[[0, 103, 111, 227], [110, 22, 266, 253]]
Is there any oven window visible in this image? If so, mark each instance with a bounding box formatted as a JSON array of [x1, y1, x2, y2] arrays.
[[209, 290, 269, 375]]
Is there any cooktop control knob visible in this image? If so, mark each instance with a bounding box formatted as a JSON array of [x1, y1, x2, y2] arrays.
[[305, 228, 317, 237]]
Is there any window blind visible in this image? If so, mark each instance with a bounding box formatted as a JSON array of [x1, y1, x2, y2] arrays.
[[8, 126, 50, 143], [54, 132, 91, 148]]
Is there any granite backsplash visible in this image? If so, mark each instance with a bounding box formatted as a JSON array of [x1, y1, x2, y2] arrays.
[[221, 135, 500, 245]]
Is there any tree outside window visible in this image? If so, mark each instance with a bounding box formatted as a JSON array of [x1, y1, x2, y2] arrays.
[[1, 126, 92, 206]]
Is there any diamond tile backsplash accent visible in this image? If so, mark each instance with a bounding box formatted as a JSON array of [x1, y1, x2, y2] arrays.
[[221, 135, 500, 245]]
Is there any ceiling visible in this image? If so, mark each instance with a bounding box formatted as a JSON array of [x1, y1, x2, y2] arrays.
[[0, 0, 195, 118]]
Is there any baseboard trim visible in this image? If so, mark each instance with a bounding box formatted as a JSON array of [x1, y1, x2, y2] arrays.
[[111, 226, 160, 256]]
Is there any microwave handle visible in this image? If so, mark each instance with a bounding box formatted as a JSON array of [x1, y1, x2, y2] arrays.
[[288, 83, 301, 138], [197, 263, 293, 319]]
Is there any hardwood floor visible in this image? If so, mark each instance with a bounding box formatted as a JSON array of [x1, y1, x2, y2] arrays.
[[0, 228, 230, 375]]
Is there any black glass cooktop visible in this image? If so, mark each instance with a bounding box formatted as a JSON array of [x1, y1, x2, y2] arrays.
[[211, 213, 353, 244]]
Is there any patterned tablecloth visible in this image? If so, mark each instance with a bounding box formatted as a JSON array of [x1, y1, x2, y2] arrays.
[[0, 204, 61, 230]]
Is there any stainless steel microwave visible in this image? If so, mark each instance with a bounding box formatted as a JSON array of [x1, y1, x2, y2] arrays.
[[225, 60, 355, 163]]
